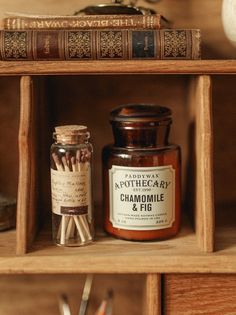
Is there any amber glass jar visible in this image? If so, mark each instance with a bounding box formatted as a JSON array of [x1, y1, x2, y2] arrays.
[[102, 104, 181, 241]]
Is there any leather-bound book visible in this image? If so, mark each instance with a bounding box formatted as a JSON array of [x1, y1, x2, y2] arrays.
[[1, 13, 169, 30], [0, 29, 201, 60]]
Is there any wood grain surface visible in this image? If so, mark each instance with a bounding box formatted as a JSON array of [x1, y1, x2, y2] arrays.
[[0, 60, 235, 75], [164, 274, 236, 315], [188, 75, 214, 252], [143, 274, 161, 315], [17, 76, 33, 254]]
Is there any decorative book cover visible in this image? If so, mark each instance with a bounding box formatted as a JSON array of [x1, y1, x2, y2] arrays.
[[0, 29, 201, 61], [2, 13, 169, 30]]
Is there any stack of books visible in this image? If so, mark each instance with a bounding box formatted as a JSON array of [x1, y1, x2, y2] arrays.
[[0, 13, 201, 61]]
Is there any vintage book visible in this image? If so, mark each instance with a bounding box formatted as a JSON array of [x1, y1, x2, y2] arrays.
[[1, 13, 169, 30], [0, 29, 201, 61]]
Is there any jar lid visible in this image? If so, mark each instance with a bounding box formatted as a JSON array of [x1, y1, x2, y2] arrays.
[[75, 0, 156, 16], [110, 104, 172, 123], [54, 125, 89, 144]]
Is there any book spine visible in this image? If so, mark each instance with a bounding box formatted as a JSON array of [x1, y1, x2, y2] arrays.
[[0, 29, 201, 61], [3, 14, 161, 30]]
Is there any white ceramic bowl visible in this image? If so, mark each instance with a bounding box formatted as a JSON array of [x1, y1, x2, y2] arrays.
[[222, 0, 236, 47]]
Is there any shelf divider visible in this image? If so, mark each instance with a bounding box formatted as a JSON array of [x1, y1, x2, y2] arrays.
[[143, 274, 161, 315], [188, 75, 215, 252], [17, 76, 37, 254]]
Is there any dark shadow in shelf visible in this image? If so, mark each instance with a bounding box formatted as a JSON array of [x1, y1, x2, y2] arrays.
[[215, 204, 236, 252]]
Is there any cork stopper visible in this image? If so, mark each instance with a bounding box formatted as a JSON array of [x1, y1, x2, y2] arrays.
[[54, 125, 89, 144]]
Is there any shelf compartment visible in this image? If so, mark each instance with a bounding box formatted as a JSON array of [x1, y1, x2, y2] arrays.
[[0, 274, 145, 315], [16, 74, 214, 254], [0, 77, 19, 253]]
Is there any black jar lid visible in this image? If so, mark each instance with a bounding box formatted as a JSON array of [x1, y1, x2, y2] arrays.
[[110, 104, 172, 124], [75, 0, 156, 16]]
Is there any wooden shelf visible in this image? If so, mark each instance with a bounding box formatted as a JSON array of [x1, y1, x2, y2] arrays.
[[0, 213, 235, 274], [0, 60, 236, 76]]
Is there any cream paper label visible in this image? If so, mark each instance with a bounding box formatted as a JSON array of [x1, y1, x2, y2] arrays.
[[51, 168, 89, 215], [109, 165, 175, 230]]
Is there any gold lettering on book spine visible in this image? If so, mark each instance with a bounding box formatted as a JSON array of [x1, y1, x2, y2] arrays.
[[5, 14, 161, 30], [43, 35, 50, 54]]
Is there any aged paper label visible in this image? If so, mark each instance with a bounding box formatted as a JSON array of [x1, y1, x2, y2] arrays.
[[51, 169, 89, 215], [109, 165, 175, 230]]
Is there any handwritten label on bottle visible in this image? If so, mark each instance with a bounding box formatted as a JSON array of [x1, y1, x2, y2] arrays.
[[109, 165, 175, 230], [51, 169, 89, 215]]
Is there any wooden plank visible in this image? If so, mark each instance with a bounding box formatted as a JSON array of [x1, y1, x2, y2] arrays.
[[16, 76, 37, 254], [164, 274, 236, 315], [17, 76, 32, 254], [1, 207, 232, 273], [188, 75, 215, 252], [0, 61, 235, 76], [143, 274, 161, 315], [0, 253, 235, 274], [195, 75, 214, 252], [0, 215, 235, 274]]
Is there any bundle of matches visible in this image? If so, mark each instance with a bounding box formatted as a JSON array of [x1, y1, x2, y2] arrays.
[[50, 125, 93, 247]]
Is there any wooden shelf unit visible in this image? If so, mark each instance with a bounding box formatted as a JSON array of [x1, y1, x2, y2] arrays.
[[0, 60, 235, 315]]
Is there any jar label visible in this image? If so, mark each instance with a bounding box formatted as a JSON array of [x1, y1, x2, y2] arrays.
[[50, 168, 89, 215], [109, 165, 175, 230]]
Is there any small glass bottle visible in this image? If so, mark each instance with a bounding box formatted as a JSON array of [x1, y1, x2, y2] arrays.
[[50, 125, 94, 246], [102, 104, 181, 241]]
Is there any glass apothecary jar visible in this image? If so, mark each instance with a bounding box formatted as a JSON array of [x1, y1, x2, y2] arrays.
[[102, 104, 181, 241], [50, 125, 94, 246]]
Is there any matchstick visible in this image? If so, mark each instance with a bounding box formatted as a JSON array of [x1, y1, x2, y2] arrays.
[[60, 215, 66, 245], [61, 156, 70, 172], [79, 215, 92, 241], [71, 156, 78, 172], [76, 149, 82, 172], [73, 216, 86, 243], [65, 216, 75, 240], [52, 152, 64, 171]]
